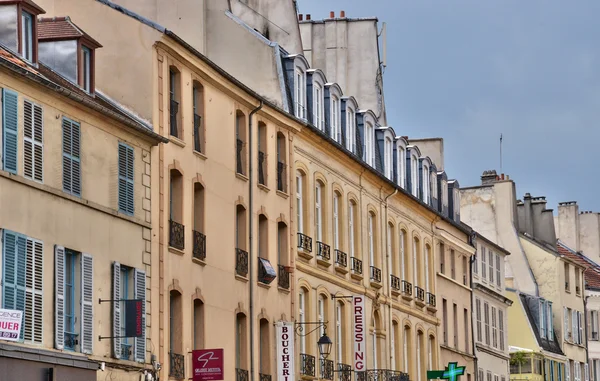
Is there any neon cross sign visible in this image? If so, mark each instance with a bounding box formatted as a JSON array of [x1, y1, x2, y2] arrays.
[[427, 362, 466, 381]]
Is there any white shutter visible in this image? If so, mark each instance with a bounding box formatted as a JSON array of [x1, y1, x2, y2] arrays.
[[81, 254, 93, 354], [585, 364, 589, 381], [566, 362, 571, 381], [565, 308, 570, 340], [573, 310, 578, 343], [25, 239, 43, 343], [112, 262, 121, 359], [134, 268, 146, 363], [23, 100, 43, 182], [54, 246, 65, 350], [579, 312, 584, 345]]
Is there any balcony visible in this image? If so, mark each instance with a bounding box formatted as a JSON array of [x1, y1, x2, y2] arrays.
[[236, 138, 244, 175], [170, 99, 179, 137], [320, 359, 334, 380], [370, 266, 382, 288], [355, 369, 410, 381], [258, 151, 266, 185], [300, 353, 316, 377], [426, 292, 437, 312], [236, 368, 249, 381], [401, 280, 413, 301], [334, 250, 348, 274], [64, 331, 79, 350], [317, 241, 331, 266], [351, 257, 363, 279], [278, 264, 290, 290], [169, 220, 185, 250], [193, 113, 202, 152], [390, 275, 401, 295], [236, 248, 249, 278], [192, 230, 206, 261], [277, 161, 286, 192], [415, 286, 426, 307], [120, 342, 132, 360], [259, 374, 271, 381], [338, 364, 352, 381], [169, 351, 185, 380], [297, 232, 313, 259]]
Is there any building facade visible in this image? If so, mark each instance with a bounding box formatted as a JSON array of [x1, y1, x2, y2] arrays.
[[0, 1, 165, 379]]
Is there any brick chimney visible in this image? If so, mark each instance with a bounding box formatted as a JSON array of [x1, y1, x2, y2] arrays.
[[340, 10, 346, 18], [306, 14, 311, 20], [481, 170, 498, 185]]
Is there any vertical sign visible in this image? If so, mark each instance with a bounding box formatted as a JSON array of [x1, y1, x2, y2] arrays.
[[192, 349, 224, 380], [353, 295, 366, 371], [124, 299, 144, 337], [276, 321, 295, 381]]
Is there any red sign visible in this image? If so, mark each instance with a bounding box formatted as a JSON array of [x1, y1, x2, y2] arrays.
[[193, 349, 224, 381]]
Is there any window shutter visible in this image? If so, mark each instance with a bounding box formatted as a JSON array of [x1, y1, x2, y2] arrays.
[[112, 262, 121, 359], [134, 268, 146, 363], [62, 118, 81, 196], [25, 238, 43, 343], [2, 88, 18, 173], [579, 312, 584, 345], [2, 230, 18, 310], [585, 364, 589, 381], [565, 308, 570, 340], [566, 362, 571, 381], [23, 100, 43, 182], [588, 310, 593, 340], [573, 310, 578, 343], [81, 253, 94, 354], [118, 143, 135, 215], [54, 246, 66, 350], [15, 234, 26, 341]]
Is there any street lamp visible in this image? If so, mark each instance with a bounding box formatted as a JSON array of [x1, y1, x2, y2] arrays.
[[317, 331, 332, 360]]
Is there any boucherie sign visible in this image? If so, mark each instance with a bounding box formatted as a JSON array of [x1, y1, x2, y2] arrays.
[[0, 308, 23, 341], [276, 322, 294, 381]]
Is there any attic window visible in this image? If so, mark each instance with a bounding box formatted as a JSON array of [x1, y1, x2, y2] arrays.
[[21, 11, 34, 62], [81, 46, 91, 92], [384, 137, 392, 179], [422, 161, 429, 203], [365, 122, 374, 166]]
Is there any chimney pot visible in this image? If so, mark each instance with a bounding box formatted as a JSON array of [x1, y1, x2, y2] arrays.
[[501, 174, 505, 180], [298, 14, 303, 21], [306, 14, 311, 20], [340, 10, 346, 18], [330, 11, 335, 18]]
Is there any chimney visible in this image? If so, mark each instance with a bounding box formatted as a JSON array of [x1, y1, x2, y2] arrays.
[[306, 14, 311, 20], [557, 201, 580, 251], [401, 135, 409, 141], [329, 11, 335, 18], [298, 14, 303, 21], [340, 10, 346, 18], [480, 170, 497, 186]]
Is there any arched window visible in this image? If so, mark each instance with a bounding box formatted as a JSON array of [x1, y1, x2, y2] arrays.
[[413, 237, 421, 288], [392, 320, 401, 371], [348, 200, 357, 260], [315, 181, 324, 243], [296, 171, 306, 235], [417, 331, 425, 381], [388, 222, 395, 274], [258, 122, 267, 186], [400, 229, 408, 281], [336, 302, 345, 364], [404, 325, 412, 376], [331, 95, 340, 142], [169, 290, 182, 356], [295, 67, 306, 119], [258, 214, 268, 259], [397, 145, 406, 188], [169, 66, 181, 138], [372, 312, 379, 370], [236, 313, 248, 373], [333, 192, 341, 250], [368, 212, 376, 268], [193, 182, 205, 259], [313, 82, 324, 130], [430, 169, 438, 207], [422, 161, 430, 203], [428, 334, 437, 370], [192, 80, 204, 152], [235, 110, 247, 175], [318, 294, 327, 337], [277, 133, 287, 192], [346, 106, 356, 152], [193, 299, 204, 349], [169, 169, 184, 250], [259, 318, 270, 376], [425, 244, 431, 292], [298, 288, 307, 354]]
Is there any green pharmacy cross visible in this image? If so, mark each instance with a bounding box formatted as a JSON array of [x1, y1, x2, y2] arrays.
[[427, 362, 466, 381]]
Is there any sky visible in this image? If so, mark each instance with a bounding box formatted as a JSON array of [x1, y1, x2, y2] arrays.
[[298, 0, 600, 212]]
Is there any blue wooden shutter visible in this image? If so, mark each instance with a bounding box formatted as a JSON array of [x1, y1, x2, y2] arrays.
[[62, 118, 81, 196], [134, 268, 146, 363], [118, 143, 134, 215], [2, 230, 18, 309], [2, 89, 18, 173], [112, 262, 121, 359], [81, 253, 94, 354], [54, 246, 65, 349]]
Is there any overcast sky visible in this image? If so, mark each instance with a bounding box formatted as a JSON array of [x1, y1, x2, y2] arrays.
[[299, 0, 600, 212]]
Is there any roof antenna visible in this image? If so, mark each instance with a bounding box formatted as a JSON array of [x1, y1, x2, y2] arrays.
[[499, 133, 503, 174]]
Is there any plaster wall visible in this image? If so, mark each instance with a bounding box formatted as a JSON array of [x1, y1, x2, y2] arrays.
[[586, 292, 600, 365], [506, 290, 540, 352], [557, 203, 581, 252], [580, 213, 600, 261]]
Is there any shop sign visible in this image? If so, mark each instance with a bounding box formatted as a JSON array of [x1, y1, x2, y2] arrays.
[[353, 295, 365, 371], [276, 321, 295, 381], [124, 299, 144, 337], [427, 362, 466, 381], [192, 348, 224, 380], [0, 308, 22, 341]]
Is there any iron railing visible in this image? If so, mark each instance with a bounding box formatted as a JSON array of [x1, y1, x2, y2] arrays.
[[317, 241, 331, 261], [120, 342, 132, 360], [259, 374, 271, 381], [300, 353, 316, 377], [390, 275, 401, 291], [401, 280, 412, 296], [356, 369, 410, 381], [426, 292, 436, 307], [370, 266, 382, 283], [170, 99, 179, 137], [236, 138, 244, 174], [169, 220, 185, 250], [277, 161, 286, 192], [415, 286, 425, 302], [278, 264, 290, 289], [297, 232, 313, 252], [258, 151, 266, 185], [321, 359, 334, 380], [169, 351, 185, 379], [236, 248, 249, 277], [335, 250, 347, 268], [193, 230, 206, 260], [236, 368, 249, 381], [193, 113, 202, 152], [351, 257, 363, 275], [338, 363, 352, 381], [64, 331, 79, 350]]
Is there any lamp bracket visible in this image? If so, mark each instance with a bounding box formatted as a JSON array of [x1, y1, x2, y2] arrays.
[[295, 321, 328, 337]]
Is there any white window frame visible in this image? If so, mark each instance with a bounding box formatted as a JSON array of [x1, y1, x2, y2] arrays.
[[296, 171, 304, 234], [299, 289, 306, 353], [346, 106, 356, 153], [413, 237, 419, 288], [385, 137, 393, 179], [318, 295, 325, 336], [331, 95, 340, 142], [21, 11, 33, 62], [294, 68, 306, 120], [313, 81, 324, 130], [336, 302, 343, 363], [333, 193, 340, 250], [397, 146, 406, 188], [349, 201, 355, 258], [365, 122, 374, 166], [411, 154, 419, 197], [368, 213, 375, 267], [422, 162, 429, 202], [400, 230, 406, 280], [425, 245, 430, 292], [315, 182, 323, 242]]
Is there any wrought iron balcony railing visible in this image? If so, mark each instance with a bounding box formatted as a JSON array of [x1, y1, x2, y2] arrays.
[[193, 113, 202, 152], [258, 151, 266, 185], [170, 99, 179, 137], [390, 275, 401, 291], [120, 342, 132, 360], [64, 331, 79, 350], [169, 220, 185, 250], [236, 248, 249, 277], [415, 286, 425, 302], [259, 374, 271, 381], [236, 138, 244, 175], [297, 232, 313, 252], [236, 368, 249, 381], [317, 241, 331, 261], [335, 250, 347, 268], [277, 161, 286, 192], [338, 363, 352, 381], [426, 292, 436, 307], [278, 264, 290, 289], [370, 266, 382, 283], [401, 280, 412, 296], [320, 359, 334, 380], [300, 353, 316, 377], [351, 257, 363, 275], [193, 230, 206, 260], [169, 351, 185, 380], [356, 369, 410, 381]]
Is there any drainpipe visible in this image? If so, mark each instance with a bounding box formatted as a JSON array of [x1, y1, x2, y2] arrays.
[[248, 100, 263, 381], [585, 293, 590, 369], [384, 188, 398, 369], [469, 231, 478, 381]]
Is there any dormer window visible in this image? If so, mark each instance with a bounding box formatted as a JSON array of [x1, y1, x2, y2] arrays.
[[430, 168, 438, 208], [384, 137, 393, 179], [343, 97, 358, 153], [326, 84, 342, 143], [396, 139, 407, 189], [294, 67, 306, 119], [0, 0, 45, 63], [81, 46, 91, 92], [365, 122, 374, 166], [411, 153, 418, 197], [331, 95, 340, 142], [21, 11, 34, 62], [314, 82, 323, 130], [421, 160, 429, 203]]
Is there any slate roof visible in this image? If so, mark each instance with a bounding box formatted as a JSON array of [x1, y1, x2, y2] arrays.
[[519, 292, 564, 356], [557, 240, 600, 291], [38, 17, 102, 48]]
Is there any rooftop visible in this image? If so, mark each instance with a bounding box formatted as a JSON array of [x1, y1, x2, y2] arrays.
[[38, 16, 102, 48], [557, 241, 600, 291]]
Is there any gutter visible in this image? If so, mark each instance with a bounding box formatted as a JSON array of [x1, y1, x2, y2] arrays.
[[383, 187, 398, 369], [469, 231, 478, 380]]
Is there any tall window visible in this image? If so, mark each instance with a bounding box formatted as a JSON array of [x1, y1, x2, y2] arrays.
[[299, 289, 307, 354], [476, 298, 482, 342], [336, 302, 344, 364], [484, 302, 490, 345], [428, 335, 436, 370], [489, 250, 494, 284], [346, 107, 356, 152], [492, 306, 498, 348], [192, 81, 205, 152], [318, 295, 326, 336], [236, 111, 247, 175], [368, 212, 376, 267], [314, 83, 324, 130], [193, 299, 204, 349], [385, 137, 393, 179], [442, 299, 448, 345], [236, 313, 248, 371], [315, 181, 324, 242], [23, 99, 44, 183], [81, 46, 92, 92], [118, 143, 135, 215], [62, 118, 82, 196], [422, 162, 429, 202], [277, 133, 286, 192], [21, 11, 33, 62], [365, 122, 374, 165], [453, 303, 458, 348], [277, 222, 288, 266], [392, 321, 400, 370], [296, 171, 305, 234], [193, 183, 205, 234], [440, 242, 446, 274], [413, 237, 420, 287], [349, 200, 357, 258], [295, 68, 306, 119], [425, 244, 431, 292], [169, 67, 181, 138], [462, 256, 468, 285], [450, 249, 456, 280], [411, 154, 418, 197], [417, 331, 424, 381], [169, 169, 183, 227], [404, 325, 411, 376], [388, 223, 395, 274], [258, 122, 267, 186], [333, 192, 341, 250], [169, 290, 183, 356], [258, 214, 268, 259], [481, 246, 487, 279], [464, 308, 469, 352], [331, 96, 340, 142], [259, 319, 270, 376], [499, 310, 505, 350], [112, 263, 145, 361], [496, 254, 502, 288], [397, 146, 406, 188], [373, 314, 379, 370], [430, 170, 438, 207], [236, 205, 247, 251], [400, 230, 407, 280]]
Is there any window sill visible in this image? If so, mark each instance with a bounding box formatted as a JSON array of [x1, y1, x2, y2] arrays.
[[316, 257, 332, 268], [192, 257, 206, 266], [169, 136, 186, 148], [168, 246, 185, 256], [415, 299, 426, 308], [426, 305, 438, 314], [258, 183, 270, 193], [235, 274, 249, 283], [401, 293, 413, 302], [370, 280, 383, 290], [565, 289, 571, 294], [334, 264, 348, 275], [276, 190, 289, 199], [297, 249, 313, 261], [391, 289, 401, 297], [193, 150, 207, 160], [350, 272, 363, 281], [236, 172, 249, 182], [278, 286, 291, 294], [257, 281, 271, 290]]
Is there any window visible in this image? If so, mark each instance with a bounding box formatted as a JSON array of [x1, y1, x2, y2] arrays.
[[2, 88, 18, 173], [21, 11, 33, 62], [397, 146, 406, 188], [400, 230, 407, 280], [277, 222, 288, 266], [474, 246, 479, 275], [331, 96, 340, 142], [484, 302, 490, 345], [315, 181, 324, 243], [118, 143, 135, 215], [192, 81, 205, 152], [298, 289, 307, 353], [169, 67, 181, 138], [333, 192, 341, 250], [576, 269, 581, 295], [479, 369, 484, 381], [487, 371, 493, 381], [236, 313, 248, 371], [193, 183, 205, 234], [442, 298, 448, 345], [496, 254, 501, 287], [417, 331, 425, 381], [547, 302, 554, 341], [372, 313, 379, 370], [565, 263, 571, 291], [565, 307, 571, 340], [81, 46, 92, 92], [258, 214, 268, 259], [430, 170, 438, 207], [349, 200, 357, 259], [23, 99, 43, 182], [428, 335, 436, 370], [62, 117, 82, 196], [579, 311, 583, 345], [313, 83, 324, 130], [55, 247, 93, 353], [2, 230, 43, 344], [169, 290, 183, 359], [365, 122, 374, 166], [492, 306, 498, 347], [391, 321, 400, 370], [453, 303, 458, 348], [112, 262, 145, 362], [296, 171, 305, 234], [481, 246, 487, 279], [346, 107, 356, 152], [193, 299, 204, 349], [404, 325, 411, 375], [499, 309, 505, 350], [236, 205, 247, 251], [295, 68, 306, 119], [450, 249, 456, 280], [462, 256, 468, 285], [572, 309, 578, 343], [385, 137, 393, 179], [258, 122, 267, 186], [413, 237, 420, 287], [236, 110, 247, 175], [336, 302, 345, 364], [489, 250, 494, 284], [368, 212, 376, 267], [276, 133, 286, 192], [476, 298, 482, 342], [590, 310, 599, 340], [464, 308, 469, 352], [259, 318, 270, 375], [566, 361, 571, 381], [425, 245, 431, 292], [422, 162, 429, 202], [411, 154, 418, 197], [169, 169, 184, 242], [440, 242, 445, 274]]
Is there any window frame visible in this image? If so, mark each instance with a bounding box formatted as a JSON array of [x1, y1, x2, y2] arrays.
[[294, 67, 306, 120], [346, 104, 356, 153], [81, 46, 92, 93], [21, 10, 34, 62]]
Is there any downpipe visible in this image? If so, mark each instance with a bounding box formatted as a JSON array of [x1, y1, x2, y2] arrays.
[[383, 188, 398, 369]]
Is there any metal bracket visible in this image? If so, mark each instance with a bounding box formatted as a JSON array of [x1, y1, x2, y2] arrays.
[[295, 321, 328, 337]]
